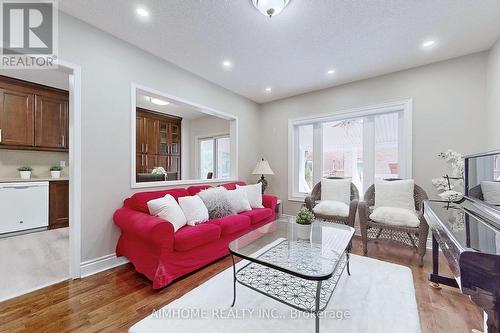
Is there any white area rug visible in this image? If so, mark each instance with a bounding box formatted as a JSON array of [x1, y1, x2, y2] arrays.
[[130, 254, 421, 333], [0, 228, 69, 301]]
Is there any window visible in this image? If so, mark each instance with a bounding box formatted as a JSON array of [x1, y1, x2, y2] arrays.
[[199, 135, 230, 179], [289, 100, 412, 200]]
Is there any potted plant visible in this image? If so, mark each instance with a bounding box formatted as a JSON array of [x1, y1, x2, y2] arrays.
[[17, 166, 32, 180], [295, 207, 315, 240], [50, 166, 63, 179]]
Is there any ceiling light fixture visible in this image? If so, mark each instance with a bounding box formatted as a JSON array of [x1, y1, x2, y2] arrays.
[[149, 97, 169, 106], [252, 0, 291, 18], [422, 40, 436, 49], [327, 69, 335, 75], [265, 87, 272, 92], [222, 60, 233, 69], [136, 6, 149, 17]]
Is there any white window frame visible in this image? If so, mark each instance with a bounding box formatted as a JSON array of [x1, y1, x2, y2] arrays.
[[197, 134, 231, 179], [288, 99, 413, 201]]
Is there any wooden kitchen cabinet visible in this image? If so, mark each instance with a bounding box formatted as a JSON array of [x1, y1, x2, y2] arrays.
[[49, 180, 69, 230], [0, 76, 69, 152], [0, 88, 34, 147], [136, 108, 181, 179], [35, 93, 69, 149]]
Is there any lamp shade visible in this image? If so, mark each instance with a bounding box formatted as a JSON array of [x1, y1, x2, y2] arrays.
[[252, 158, 274, 175]]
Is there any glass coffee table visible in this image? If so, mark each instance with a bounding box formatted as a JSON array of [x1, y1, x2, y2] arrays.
[[228, 217, 355, 333]]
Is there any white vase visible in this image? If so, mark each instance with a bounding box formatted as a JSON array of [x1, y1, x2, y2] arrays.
[[20, 171, 31, 179], [296, 223, 312, 240], [51, 171, 61, 179]]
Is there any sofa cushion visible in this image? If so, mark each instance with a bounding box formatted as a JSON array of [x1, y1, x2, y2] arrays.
[[239, 208, 273, 225], [174, 223, 221, 252], [220, 181, 246, 190], [124, 188, 190, 214], [208, 214, 251, 235], [187, 185, 211, 196]]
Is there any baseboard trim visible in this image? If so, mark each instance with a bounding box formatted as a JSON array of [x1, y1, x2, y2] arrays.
[[80, 253, 129, 278], [0, 276, 69, 303]]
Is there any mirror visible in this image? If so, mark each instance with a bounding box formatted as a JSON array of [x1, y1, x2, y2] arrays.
[[133, 87, 236, 185], [466, 151, 500, 207]]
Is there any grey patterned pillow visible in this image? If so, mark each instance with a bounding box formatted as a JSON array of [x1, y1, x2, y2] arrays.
[[197, 187, 234, 219]]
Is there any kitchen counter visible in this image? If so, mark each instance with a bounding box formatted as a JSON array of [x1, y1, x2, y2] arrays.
[[0, 177, 69, 183]]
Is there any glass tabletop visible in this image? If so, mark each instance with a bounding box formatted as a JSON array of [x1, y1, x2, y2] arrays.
[[228, 216, 355, 280]]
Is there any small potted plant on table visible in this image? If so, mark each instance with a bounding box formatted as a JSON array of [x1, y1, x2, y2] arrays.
[[50, 166, 63, 179], [18, 166, 33, 179], [295, 207, 315, 240]]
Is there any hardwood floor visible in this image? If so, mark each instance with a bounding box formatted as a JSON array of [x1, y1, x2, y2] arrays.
[[0, 237, 483, 333]]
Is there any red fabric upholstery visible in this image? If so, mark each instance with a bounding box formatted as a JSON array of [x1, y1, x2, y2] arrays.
[[124, 188, 189, 214], [208, 214, 251, 235], [187, 185, 211, 196], [174, 224, 221, 252], [239, 208, 273, 225], [114, 182, 278, 289], [220, 181, 246, 190]]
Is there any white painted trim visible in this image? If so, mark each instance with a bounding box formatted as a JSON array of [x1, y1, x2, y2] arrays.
[[130, 83, 239, 189], [55, 59, 82, 280], [288, 98, 413, 201], [0, 277, 69, 303], [80, 253, 129, 278]]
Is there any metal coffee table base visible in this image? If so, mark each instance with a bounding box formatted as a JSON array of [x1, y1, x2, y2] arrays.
[[230, 251, 350, 333]]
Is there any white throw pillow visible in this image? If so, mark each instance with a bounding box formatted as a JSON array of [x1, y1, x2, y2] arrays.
[[370, 206, 420, 228], [236, 183, 263, 208], [178, 195, 209, 226], [481, 181, 500, 205], [313, 200, 349, 217], [227, 187, 252, 213], [147, 194, 187, 232], [321, 178, 351, 205], [375, 179, 415, 211]]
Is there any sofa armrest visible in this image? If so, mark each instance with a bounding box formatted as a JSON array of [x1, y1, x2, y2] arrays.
[[262, 194, 278, 211], [113, 207, 174, 252]]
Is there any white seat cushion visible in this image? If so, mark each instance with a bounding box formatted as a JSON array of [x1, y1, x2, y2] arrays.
[[375, 179, 415, 211], [321, 178, 351, 205], [481, 181, 500, 205], [369, 206, 420, 228], [313, 200, 349, 217], [147, 194, 187, 232]]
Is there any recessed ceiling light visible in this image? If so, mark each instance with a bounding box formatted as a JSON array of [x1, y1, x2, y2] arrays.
[[265, 87, 272, 92], [422, 40, 436, 49], [222, 60, 233, 69], [136, 6, 149, 17], [327, 69, 335, 75], [149, 97, 169, 106]]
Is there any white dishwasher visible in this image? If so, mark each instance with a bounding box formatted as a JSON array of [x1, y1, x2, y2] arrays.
[[0, 181, 49, 234]]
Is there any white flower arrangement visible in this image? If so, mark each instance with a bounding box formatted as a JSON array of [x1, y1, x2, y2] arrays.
[[151, 167, 167, 175], [431, 150, 464, 202]]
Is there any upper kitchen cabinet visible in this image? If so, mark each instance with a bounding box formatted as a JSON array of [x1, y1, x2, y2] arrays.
[[35, 93, 69, 149], [0, 88, 34, 147], [0, 76, 69, 152]]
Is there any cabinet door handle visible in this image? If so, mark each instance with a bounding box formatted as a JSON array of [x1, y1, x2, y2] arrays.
[[145, 143, 148, 153], [61, 135, 65, 147], [0, 128, 2, 143]]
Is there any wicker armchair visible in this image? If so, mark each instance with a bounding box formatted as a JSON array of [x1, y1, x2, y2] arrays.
[[304, 178, 359, 228], [358, 181, 429, 266]]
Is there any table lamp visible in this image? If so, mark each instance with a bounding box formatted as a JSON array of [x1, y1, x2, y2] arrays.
[[252, 158, 274, 194]]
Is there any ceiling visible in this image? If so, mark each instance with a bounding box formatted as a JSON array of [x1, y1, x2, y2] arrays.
[[60, 0, 500, 103], [136, 91, 205, 120]]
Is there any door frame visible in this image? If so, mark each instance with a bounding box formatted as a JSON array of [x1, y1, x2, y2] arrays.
[[56, 60, 82, 279]]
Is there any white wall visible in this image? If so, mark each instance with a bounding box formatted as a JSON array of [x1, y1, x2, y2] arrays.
[[58, 13, 261, 263], [486, 37, 500, 149], [259, 52, 489, 215]]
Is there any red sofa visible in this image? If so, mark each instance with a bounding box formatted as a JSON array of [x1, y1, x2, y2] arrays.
[[113, 181, 278, 289]]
